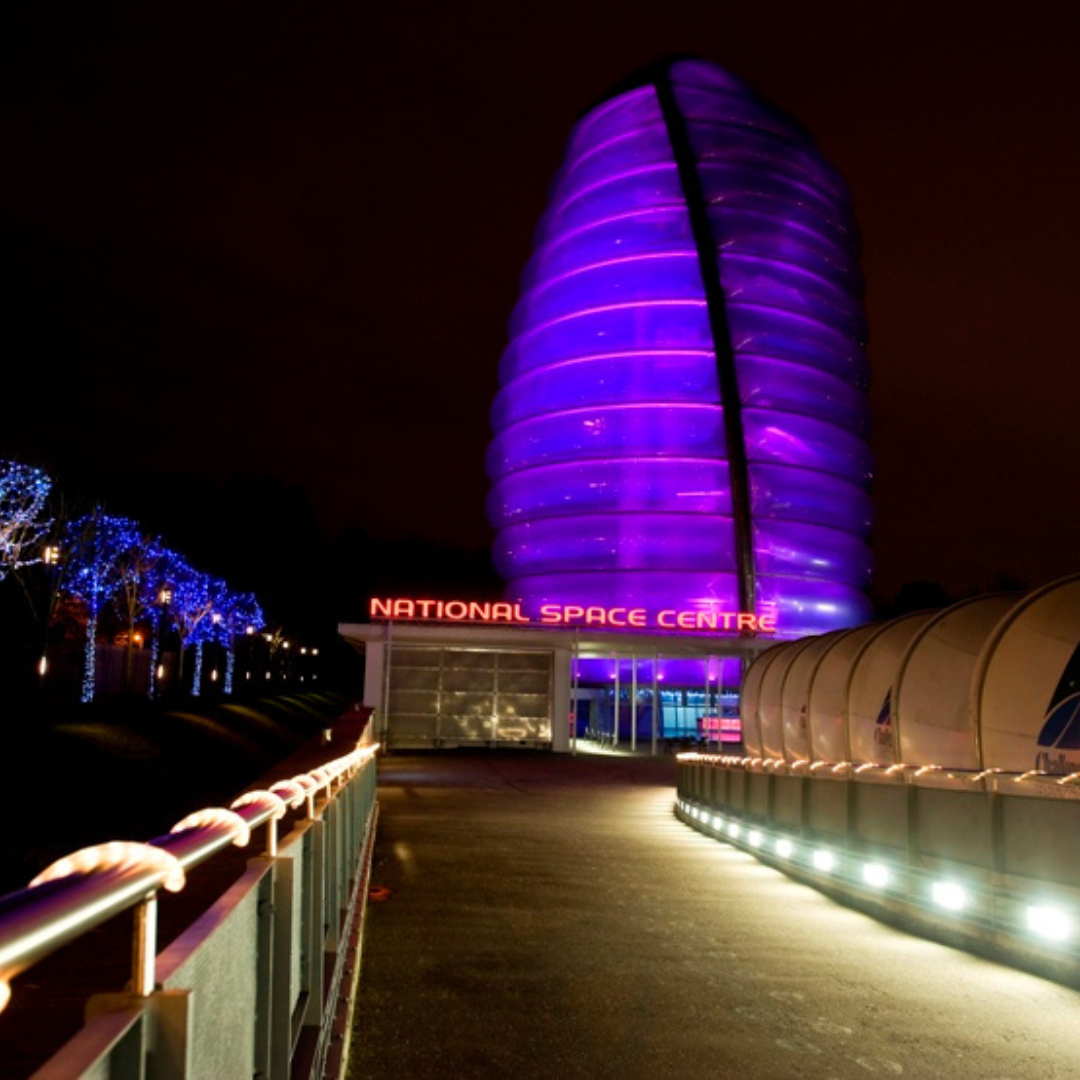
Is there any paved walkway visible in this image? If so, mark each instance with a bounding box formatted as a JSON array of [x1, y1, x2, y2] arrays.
[[349, 749, 1080, 1079]]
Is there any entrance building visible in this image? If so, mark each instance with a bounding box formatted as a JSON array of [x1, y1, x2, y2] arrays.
[[339, 620, 771, 753]]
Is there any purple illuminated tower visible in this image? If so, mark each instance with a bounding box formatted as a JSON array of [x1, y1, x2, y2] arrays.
[[486, 57, 874, 640]]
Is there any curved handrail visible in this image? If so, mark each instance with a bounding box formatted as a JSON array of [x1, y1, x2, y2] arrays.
[[0, 739, 379, 1015]]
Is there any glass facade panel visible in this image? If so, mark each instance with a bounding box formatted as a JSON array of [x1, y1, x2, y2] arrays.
[[384, 648, 553, 749]]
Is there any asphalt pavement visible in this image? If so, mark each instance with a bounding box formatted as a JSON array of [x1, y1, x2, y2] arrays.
[[348, 748, 1080, 1079]]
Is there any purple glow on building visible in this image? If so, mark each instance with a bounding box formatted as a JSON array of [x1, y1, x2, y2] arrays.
[[571, 655, 743, 687], [487, 58, 874, 651]]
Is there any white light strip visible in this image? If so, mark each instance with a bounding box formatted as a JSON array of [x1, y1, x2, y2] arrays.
[[932, 881, 967, 911], [862, 863, 890, 889], [1027, 905, 1074, 942]]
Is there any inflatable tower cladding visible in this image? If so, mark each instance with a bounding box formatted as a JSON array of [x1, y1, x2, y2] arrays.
[[486, 57, 874, 640]]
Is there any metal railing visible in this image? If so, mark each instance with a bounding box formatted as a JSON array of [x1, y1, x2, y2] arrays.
[[0, 727, 380, 1078], [676, 753, 1080, 988]]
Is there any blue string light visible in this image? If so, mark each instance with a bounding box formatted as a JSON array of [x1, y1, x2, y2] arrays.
[[0, 460, 52, 582], [64, 510, 142, 703]]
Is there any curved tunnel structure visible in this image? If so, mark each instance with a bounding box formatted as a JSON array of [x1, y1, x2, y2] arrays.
[[739, 574, 1080, 774], [677, 581, 1080, 978], [487, 57, 874, 643]]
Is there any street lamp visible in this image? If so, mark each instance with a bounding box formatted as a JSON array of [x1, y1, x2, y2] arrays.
[[38, 543, 62, 686]]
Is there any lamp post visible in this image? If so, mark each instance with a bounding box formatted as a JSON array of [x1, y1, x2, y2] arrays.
[[242, 624, 255, 688], [150, 587, 172, 699], [37, 543, 61, 688]]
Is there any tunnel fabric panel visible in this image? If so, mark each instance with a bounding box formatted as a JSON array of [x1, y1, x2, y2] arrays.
[[741, 576, 1080, 772], [487, 58, 874, 639]]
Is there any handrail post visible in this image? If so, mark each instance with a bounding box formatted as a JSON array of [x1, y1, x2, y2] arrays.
[[133, 892, 158, 997]]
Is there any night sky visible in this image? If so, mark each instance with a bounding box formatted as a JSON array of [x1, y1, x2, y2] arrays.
[[4, 1, 1080, 634]]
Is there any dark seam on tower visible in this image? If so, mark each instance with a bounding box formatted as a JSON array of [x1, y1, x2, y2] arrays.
[[652, 63, 757, 618]]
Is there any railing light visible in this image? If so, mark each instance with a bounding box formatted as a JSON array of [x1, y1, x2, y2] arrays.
[[863, 863, 890, 889], [932, 881, 967, 911], [748, 829, 763, 848], [1015, 770, 1046, 783], [1027, 905, 1074, 942], [775, 838, 794, 859], [728, 822, 741, 839], [812, 849, 835, 873]]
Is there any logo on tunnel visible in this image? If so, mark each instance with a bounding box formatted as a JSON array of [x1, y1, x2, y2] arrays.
[[1038, 640, 1080, 749], [874, 689, 893, 749], [1035, 640, 1080, 773]]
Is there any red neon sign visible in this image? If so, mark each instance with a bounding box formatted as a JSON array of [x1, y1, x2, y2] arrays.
[[370, 598, 530, 623], [368, 598, 778, 634]]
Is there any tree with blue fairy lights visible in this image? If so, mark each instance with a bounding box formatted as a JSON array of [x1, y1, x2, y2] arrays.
[[163, 556, 214, 692], [189, 575, 231, 697], [63, 509, 142, 703], [112, 528, 166, 693], [210, 586, 264, 694], [0, 460, 52, 584]]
